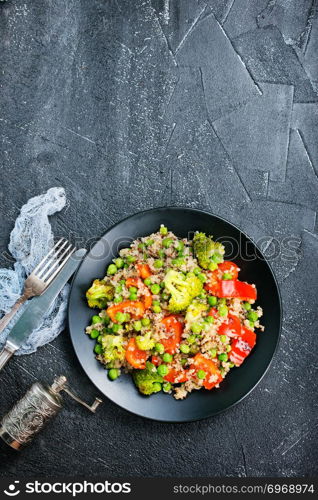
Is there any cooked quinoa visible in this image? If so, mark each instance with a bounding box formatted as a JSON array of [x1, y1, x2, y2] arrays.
[[85, 226, 263, 399]]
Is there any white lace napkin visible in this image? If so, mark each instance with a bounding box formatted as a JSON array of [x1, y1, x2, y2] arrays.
[[0, 187, 69, 354]]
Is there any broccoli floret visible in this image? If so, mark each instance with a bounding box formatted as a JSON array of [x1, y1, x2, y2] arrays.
[[133, 362, 163, 395], [101, 335, 125, 365], [135, 332, 155, 351], [193, 233, 225, 269], [86, 279, 114, 309], [164, 270, 203, 313], [185, 300, 208, 325]]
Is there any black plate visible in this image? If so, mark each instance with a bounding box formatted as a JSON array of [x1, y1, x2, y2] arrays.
[[68, 207, 282, 422]]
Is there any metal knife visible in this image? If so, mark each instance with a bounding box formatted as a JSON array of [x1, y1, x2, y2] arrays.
[[0, 248, 86, 372]]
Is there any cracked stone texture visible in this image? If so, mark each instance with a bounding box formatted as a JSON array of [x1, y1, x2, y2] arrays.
[[233, 25, 318, 102], [213, 83, 294, 181], [176, 13, 260, 120], [0, 0, 317, 479]]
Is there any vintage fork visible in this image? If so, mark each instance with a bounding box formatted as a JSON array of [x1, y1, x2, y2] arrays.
[[0, 239, 75, 334]]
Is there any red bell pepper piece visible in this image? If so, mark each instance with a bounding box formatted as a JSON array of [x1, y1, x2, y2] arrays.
[[229, 326, 256, 366], [217, 280, 257, 301], [164, 368, 189, 384], [160, 315, 183, 354], [218, 313, 241, 338], [192, 353, 223, 390], [125, 338, 148, 369]]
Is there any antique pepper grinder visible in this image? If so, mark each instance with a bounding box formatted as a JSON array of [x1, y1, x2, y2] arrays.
[[0, 376, 102, 450]]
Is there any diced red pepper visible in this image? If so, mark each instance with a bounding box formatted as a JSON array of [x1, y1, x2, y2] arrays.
[[218, 261, 240, 279], [164, 368, 189, 384], [125, 338, 148, 369], [125, 277, 152, 309], [216, 280, 257, 301], [151, 355, 161, 366], [218, 313, 241, 338], [137, 263, 152, 279], [207, 307, 218, 318], [229, 326, 256, 366], [192, 353, 223, 390], [160, 315, 183, 354], [107, 300, 145, 322]]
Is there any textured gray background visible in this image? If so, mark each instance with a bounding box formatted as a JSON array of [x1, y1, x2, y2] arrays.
[[0, 0, 317, 478]]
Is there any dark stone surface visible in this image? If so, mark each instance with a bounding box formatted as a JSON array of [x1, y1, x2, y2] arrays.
[[0, 0, 317, 478]]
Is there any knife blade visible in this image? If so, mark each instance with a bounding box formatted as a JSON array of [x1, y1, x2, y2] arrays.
[[0, 248, 86, 372]]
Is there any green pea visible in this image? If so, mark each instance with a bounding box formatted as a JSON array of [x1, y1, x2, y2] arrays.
[[162, 237, 173, 248], [208, 262, 218, 271], [172, 257, 185, 267], [138, 242, 145, 250], [175, 240, 184, 252], [212, 253, 223, 263], [129, 293, 138, 301], [157, 364, 168, 376], [108, 368, 120, 380], [112, 324, 120, 333], [243, 302, 252, 311], [247, 310, 259, 322], [97, 335, 103, 344], [218, 353, 228, 362], [152, 300, 160, 306], [160, 281, 165, 288], [141, 317, 151, 327], [154, 259, 163, 269], [107, 264, 117, 275], [180, 344, 190, 354], [163, 382, 171, 392], [94, 344, 102, 355], [218, 304, 228, 317], [145, 239, 154, 247], [197, 370, 206, 380], [208, 296, 218, 306], [153, 305, 162, 313], [163, 353, 173, 363], [160, 225, 168, 235], [133, 320, 142, 331], [151, 284, 161, 294], [91, 315, 101, 325], [158, 249, 165, 258], [229, 362, 235, 368], [187, 334, 197, 344], [222, 273, 232, 280], [144, 277, 152, 286], [90, 329, 99, 339], [115, 284, 123, 294], [152, 382, 162, 393], [198, 273, 206, 283], [126, 255, 136, 264], [114, 257, 124, 269], [193, 267, 201, 275], [249, 321, 255, 328], [210, 348, 217, 358], [226, 344, 232, 352], [205, 316, 214, 324], [161, 293, 169, 301], [155, 342, 164, 354], [219, 334, 228, 343], [114, 296, 123, 304], [181, 358, 187, 366], [115, 312, 126, 323], [191, 322, 202, 334]]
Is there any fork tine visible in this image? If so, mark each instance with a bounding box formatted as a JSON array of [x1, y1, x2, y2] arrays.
[[43, 247, 76, 286], [32, 238, 65, 276], [34, 240, 69, 279], [40, 243, 74, 283]]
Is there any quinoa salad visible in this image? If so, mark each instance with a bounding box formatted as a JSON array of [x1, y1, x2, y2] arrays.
[[85, 226, 263, 400]]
